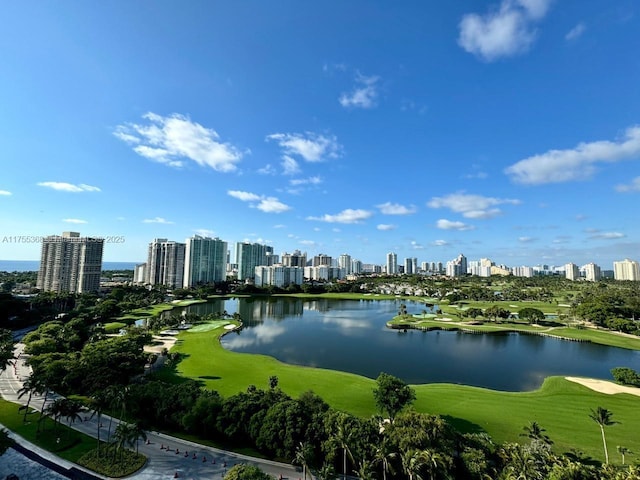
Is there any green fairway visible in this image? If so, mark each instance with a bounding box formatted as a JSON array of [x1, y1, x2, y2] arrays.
[[166, 325, 640, 465], [117, 299, 206, 320]]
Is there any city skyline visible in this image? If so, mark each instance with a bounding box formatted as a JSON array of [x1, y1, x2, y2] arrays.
[[1, 1, 639, 267]]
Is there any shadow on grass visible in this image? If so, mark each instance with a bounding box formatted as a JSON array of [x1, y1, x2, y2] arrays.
[[441, 415, 485, 435], [198, 375, 221, 380]]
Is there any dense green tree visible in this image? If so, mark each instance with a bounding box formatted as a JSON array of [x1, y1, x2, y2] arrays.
[[373, 372, 416, 421], [610, 367, 640, 387], [0, 328, 15, 372], [223, 464, 273, 480], [518, 308, 545, 325]]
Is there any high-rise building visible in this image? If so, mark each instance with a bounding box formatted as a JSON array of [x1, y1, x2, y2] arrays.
[[446, 254, 468, 277], [236, 242, 274, 281], [313, 253, 332, 267], [255, 265, 304, 287], [565, 263, 580, 281], [351, 259, 363, 275], [613, 259, 640, 281], [146, 238, 186, 288], [281, 250, 307, 267], [583, 263, 601, 282], [386, 252, 398, 275], [183, 235, 228, 287], [338, 254, 352, 275], [133, 263, 146, 284], [404, 258, 414, 275], [37, 231, 104, 293]]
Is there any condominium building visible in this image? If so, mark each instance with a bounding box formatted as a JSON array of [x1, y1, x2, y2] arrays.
[[565, 263, 580, 281], [235, 242, 274, 281], [37, 231, 104, 293], [386, 252, 398, 275], [613, 258, 640, 281], [312, 253, 332, 267], [254, 265, 304, 288], [146, 238, 186, 288], [304, 265, 343, 281], [583, 263, 601, 282], [338, 254, 352, 275], [133, 263, 146, 284], [281, 250, 307, 267], [351, 259, 363, 275], [183, 235, 228, 287], [446, 254, 468, 277]]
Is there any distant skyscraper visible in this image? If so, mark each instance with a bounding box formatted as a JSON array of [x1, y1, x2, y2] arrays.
[[37, 231, 103, 293], [386, 252, 398, 275], [133, 263, 146, 284], [184, 235, 228, 287], [565, 263, 580, 281], [613, 259, 640, 281], [236, 242, 274, 281], [281, 250, 307, 267], [404, 258, 413, 275], [351, 259, 363, 275], [338, 254, 352, 275], [446, 254, 467, 277], [146, 238, 186, 288], [313, 253, 332, 267], [583, 263, 601, 282], [255, 265, 304, 287]]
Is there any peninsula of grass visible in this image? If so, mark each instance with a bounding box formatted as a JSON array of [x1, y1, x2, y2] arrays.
[[387, 315, 640, 351], [117, 299, 207, 320], [0, 398, 146, 477], [163, 324, 640, 465]]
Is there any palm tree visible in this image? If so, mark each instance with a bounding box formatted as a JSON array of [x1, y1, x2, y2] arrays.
[[373, 442, 396, 480], [589, 407, 617, 464], [131, 422, 147, 454], [112, 422, 135, 461], [617, 445, 631, 465], [45, 398, 65, 433], [61, 399, 84, 429], [328, 412, 355, 480], [17, 374, 42, 423], [293, 442, 312, 480], [400, 449, 426, 480], [419, 449, 450, 480], [520, 421, 553, 446], [354, 457, 376, 480], [89, 390, 110, 456]]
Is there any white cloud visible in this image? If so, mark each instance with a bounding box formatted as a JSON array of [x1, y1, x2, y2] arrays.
[[290, 176, 322, 186], [589, 232, 626, 240], [273, 224, 286, 229], [143, 217, 174, 224], [431, 239, 450, 247], [565, 22, 586, 41], [377, 224, 397, 231], [518, 236, 535, 243], [436, 219, 476, 231], [0, 190, 12, 196], [267, 132, 342, 162], [256, 197, 291, 213], [257, 164, 277, 175], [411, 241, 425, 250], [505, 126, 640, 184], [307, 209, 373, 224], [376, 202, 417, 215], [37, 182, 101, 193], [299, 240, 317, 246], [227, 190, 261, 202], [458, 0, 552, 61], [227, 190, 291, 213], [281, 155, 301, 175], [428, 192, 520, 218], [194, 229, 216, 237], [615, 176, 640, 193], [339, 73, 380, 109], [114, 112, 243, 172], [62, 218, 87, 224]]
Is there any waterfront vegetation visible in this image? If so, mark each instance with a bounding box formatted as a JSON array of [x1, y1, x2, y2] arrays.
[[4, 275, 640, 478]]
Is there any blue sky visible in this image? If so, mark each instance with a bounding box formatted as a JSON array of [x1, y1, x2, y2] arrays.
[[1, 0, 639, 268]]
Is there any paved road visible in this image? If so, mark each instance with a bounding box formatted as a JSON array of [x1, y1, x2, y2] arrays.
[[1, 344, 304, 480]]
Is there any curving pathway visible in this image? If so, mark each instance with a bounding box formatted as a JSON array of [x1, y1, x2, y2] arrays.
[[1, 344, 304, 480]]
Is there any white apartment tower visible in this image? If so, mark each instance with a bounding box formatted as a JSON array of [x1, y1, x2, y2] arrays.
[[146, 238, 186, 288], [613, 259, 640, 281], [386, 252, 398, 275], [338, 254, 352, 275], [565, 263, 580, 281], [37, 231, 104, 293], [184, 235, 228, 287], [583, 263, 601, 282]]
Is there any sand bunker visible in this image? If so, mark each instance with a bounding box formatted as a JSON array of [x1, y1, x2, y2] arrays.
[[565, 377, 640, 397]]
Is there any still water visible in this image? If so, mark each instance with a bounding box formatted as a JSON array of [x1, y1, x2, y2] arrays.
[[180, 297, 640, 391]]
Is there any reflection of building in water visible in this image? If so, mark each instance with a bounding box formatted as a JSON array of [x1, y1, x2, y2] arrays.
[[238, 298, 304, 324], [304, 299, 332, 313]]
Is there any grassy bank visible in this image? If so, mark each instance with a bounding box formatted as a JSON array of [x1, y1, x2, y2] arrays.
[[118, 299, 207, 320], [387, 315, 640, 351], [163, 324, 640, 464]]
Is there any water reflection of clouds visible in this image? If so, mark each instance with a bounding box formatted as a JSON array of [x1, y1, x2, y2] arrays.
[[321, 315, 369, 331], [224, 322, 286, 349]]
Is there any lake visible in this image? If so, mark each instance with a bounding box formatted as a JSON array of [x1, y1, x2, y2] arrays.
[[180, 297, 640, 391]]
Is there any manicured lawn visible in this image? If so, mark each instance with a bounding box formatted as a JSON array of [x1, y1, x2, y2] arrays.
[[117, 299, 206, 320], [166, 325, 640, 465], [0, 398, 96, 462], [387, 316, 640, 351]]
